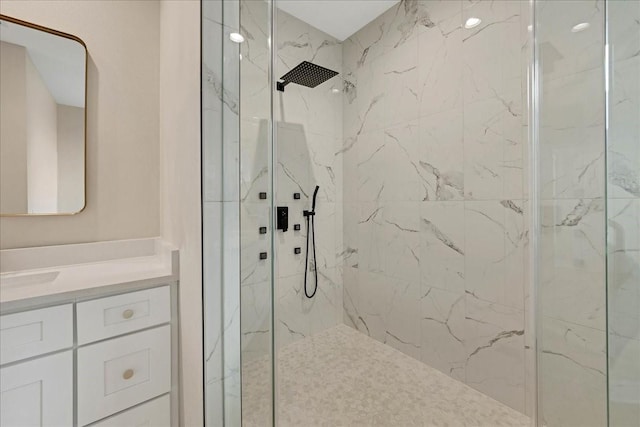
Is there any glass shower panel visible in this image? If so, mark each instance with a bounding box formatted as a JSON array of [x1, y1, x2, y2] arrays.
[[607, 0, 640, 425], [535, 1, 608, 426], [239, 0, 274, 425]]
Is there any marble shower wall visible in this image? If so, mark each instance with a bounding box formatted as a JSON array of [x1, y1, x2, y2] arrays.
[[341, 0, 531, 415], [273, 10, 344, 350], [607, 1, 640, 425]]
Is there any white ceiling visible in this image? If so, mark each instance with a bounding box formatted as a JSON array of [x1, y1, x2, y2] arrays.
[[0, 19, 86, 108], [277, 0, 400, 41]]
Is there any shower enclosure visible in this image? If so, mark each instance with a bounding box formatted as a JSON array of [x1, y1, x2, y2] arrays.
[[202, 0, 639, 425]]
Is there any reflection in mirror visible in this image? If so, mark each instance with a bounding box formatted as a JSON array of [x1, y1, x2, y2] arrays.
[[0, 15, 86, 215]]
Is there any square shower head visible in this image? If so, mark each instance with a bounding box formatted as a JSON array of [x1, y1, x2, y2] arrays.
[[277, 61, 339, 92]]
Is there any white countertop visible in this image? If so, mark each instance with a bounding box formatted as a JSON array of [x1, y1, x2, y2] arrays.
[[0, 238, 179, 312]]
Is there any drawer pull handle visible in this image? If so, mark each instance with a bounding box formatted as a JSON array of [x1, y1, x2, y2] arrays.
[[123, 369, 134, 380], [122, 309, 134, 319]]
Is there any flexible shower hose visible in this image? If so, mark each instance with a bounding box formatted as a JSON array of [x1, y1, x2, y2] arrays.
[[303, 186, 320, 298]]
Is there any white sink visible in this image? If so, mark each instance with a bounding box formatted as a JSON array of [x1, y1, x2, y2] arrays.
[[0, 271, 60, 288]]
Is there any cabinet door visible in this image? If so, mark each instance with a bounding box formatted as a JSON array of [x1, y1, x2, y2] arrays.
[[0, 351, 73, 427]]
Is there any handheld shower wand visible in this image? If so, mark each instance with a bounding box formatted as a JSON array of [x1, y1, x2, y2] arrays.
[[303, 186, 320, 298]]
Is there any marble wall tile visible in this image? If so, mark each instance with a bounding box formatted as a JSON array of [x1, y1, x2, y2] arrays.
[[241, 280, 271, 363], [608, 335, 640, 427], [608, 198, 640, 341], [464, 200, 525, 311], [358, 202, 421, 283], [464, 295, 525, 413], [356, 270, 421, 359], [539, 198, 606, 330], [420, 201, 465, 294], [420, 287, 466, 381], [419, 110, 464, 201], [539, 316, 607, 427], [383, 35, 419, 128], [417, 13, 463, 118], [540, 69, 605, 200], [342, 0, 530, 414]]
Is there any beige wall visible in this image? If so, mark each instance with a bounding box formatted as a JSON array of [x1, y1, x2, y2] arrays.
[[0, 0, 160, 248], [0, 41, 28, 213], [57, 105, 84, 213], [25, 52, 58, 213], [159, 1, 203, 426]]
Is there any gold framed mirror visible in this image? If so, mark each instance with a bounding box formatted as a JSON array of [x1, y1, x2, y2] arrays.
[[0, 15, 87, 216]]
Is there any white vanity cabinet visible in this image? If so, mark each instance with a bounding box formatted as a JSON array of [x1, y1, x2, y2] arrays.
[[0, 284, 178, 427]]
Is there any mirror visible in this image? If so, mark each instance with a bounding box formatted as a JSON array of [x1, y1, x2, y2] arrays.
[[0, 15, 87, 215]]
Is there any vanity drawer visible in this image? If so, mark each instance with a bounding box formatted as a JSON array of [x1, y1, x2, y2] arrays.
[[0, 304, 73, 365], [89, 394, 170, 427], [77, 325, 171, 426], [76, 286, 170, 344]]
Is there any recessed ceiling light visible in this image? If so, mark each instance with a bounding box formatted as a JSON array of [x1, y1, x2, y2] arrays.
[[229, 32, 245, 43], [465, 17, 482, 29], [571, 22, 590, 33]]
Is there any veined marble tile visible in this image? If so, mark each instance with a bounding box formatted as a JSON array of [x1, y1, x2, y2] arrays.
[[464, 200, 526, 310], [536, 0, 604, 81], [277, 270, 342, 349], [417, 12, 463, 118], [241, 280, 271, 363], [539, 316, 607, 427], [462, 0, 522, 104], [383, 35, 419, 128], [203, 202, 223, 389], [540, 198, 606, 330], [240, 202, 270, 286], [342, 12, 386, 72], [358, 123, 428, 202], [420, 201, 465, 294], [607, 198, 640, 341], [608, 335, 640, 427], [202, 19, 223, 112], [240, 118, 269, 203], [609, 0, 640, 64], [356, 270, 421, 359], [464, 96, 523, 201], [341, 203, 359, 269], [357, 202, 421, 282], [343, 56, 386, 138], [383, 0, 432, 52], [420, 287, 466, 381], [464, 294, 525, 413], [419, 110, 464, 201], [608, 56, 640, 199], [203, 108, 223, 202]]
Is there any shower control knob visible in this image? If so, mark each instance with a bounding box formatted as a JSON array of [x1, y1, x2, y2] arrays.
[[293, 224, 301, 231], [259, 192, 267, 200], [259, 252, 268, 260], [259, 227, 267, 234], [293, 193, 300, 200], [294, 247, 301, 254]]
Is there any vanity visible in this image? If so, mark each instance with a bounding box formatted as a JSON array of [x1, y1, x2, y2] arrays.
[[0, 238, 180, 427]]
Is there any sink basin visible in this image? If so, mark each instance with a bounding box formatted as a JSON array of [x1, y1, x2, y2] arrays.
[[0, 271, 60, 288]]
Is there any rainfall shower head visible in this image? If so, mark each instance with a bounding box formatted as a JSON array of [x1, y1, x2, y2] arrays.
[[277, 61, 339, 92]]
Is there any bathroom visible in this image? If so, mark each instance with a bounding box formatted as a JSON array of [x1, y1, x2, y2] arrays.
[[0, 0, 638, 426]]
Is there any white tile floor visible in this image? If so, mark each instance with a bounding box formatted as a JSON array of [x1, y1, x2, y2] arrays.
[[243, 324, 531, 426]]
